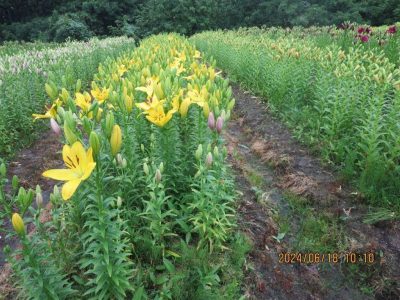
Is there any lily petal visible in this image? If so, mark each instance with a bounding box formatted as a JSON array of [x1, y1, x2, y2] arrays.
[[81, 162, 96, 180], [43, 169, 78, 181], [61, 179, 81, 200]]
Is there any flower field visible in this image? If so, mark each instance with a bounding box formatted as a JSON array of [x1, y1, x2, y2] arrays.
[[192, 24, 400, 209], [1, 24, 400, 299], [0, 37, 135, 158], [1, 34, 247, 299]]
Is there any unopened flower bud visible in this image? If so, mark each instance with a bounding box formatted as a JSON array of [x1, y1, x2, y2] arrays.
[[208, 111, 215, 130], [89, 131, 100, 157], [82, 117, 92, 136], [116, 154, 123, 166], [50, 118, 61, 135], [143, 162, 149, 175], [12, 175, 19, 190], [141, 144, 145, 152], [195, 144, 203, 160], [216, 116, 224, 134], [159, 162, 164, 173], [122, 158, 127, 168], [213, 146, 219, 157], [12, 213, 25, 236], [105, 112, 115, 138], [155, 169, 162, 183], [227, 98, 235, 111], [35, 185, 43, 208], [117, 196, 123, 208], [205, 152, 213, 167], [110, 124, 122, 156], [64, 121, 77, 144]]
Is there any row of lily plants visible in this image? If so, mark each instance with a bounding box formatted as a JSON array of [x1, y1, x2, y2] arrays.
[[0, 37, 135, 158], [192, 27, 400, 213], [1, 34, 247, 299]]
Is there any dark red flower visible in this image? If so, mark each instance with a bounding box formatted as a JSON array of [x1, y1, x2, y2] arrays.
[[357, 27, 365, 34], [387, 25, 397, 34], [365, 27, 372, 34], [360, 35, 369, 43]]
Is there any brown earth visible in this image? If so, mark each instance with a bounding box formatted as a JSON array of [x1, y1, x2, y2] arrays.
[[227, 85, 400, 299], [0, 130, 62, 298]]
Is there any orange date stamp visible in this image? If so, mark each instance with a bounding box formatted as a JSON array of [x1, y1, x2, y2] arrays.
[[278, 252, 376, 264]]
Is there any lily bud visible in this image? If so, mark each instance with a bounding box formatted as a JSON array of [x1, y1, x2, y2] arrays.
[[179, 98, 191, 117], [50, 118, 61, 135], [82, 117, 92, 136], [208, 112, 215, 130], [0, 163, 6, 177], [45, 82, 58, 100], [12, 175, 19, 190], [122, 158, 127, 168], [117, 196, 123, 208], [159, 162, 164, 173], [141, 144, 145, 152], [116, 154, 123, 166], [75, 79, 82, 93], [110, 124, 122, 156], [96, 108, 103, 122], [213, 146, 219, 157], [12, 213, 25, 236], [216, 116, 224, 134], [195, 144, 203, 160], [64, 121, 77, 144], [36, 185, 43, 208], [205, 152, 213, 168], [222, 146, 228, 157], [228, 98, 235, 111], [155, 169, 162, 183], [143, 162, 149, 175], [203, 102, 210, 118], [89, 131, 100, 157], [124, 94, 133, 113], [105, 112, 115, 138]]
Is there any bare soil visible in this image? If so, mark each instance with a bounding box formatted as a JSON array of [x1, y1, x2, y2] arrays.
[[0, 130, 62, 298], [227, 84, 400, 299]]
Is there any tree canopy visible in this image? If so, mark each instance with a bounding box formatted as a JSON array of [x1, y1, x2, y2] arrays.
[[0, 0, 399, 42]]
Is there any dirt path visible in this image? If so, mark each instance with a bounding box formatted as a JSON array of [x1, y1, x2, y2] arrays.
[[0, 130, 62, 297], [226, 85, 400, 299]]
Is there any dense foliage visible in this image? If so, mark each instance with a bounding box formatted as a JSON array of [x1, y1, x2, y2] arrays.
[[192, 25, 400, 210], [1, 34, 246, 299], [0, 37, 135, 158], [1, 0, 400, 42]]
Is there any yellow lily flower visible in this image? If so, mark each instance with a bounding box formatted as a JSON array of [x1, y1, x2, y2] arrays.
[[136, 96, 165, 113], [43, 142, 96, 200], [169, 59, 185, 75], [118, 64, 127, 77], [91, 87, 110, 104], [32, 103, 57, 120], [75, 92, 92, 112], [135, 77, 159, 98], [193, 50, 201, 59], [146, 105, 175, 127]]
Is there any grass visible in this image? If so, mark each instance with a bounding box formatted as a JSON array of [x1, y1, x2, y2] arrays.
[[282, 192, 347, 253]]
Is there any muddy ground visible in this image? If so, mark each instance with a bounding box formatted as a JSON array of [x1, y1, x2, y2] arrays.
[[227, 84, 400, 299], [0, 130, 62, 297], [0, 84, 399, 299]]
